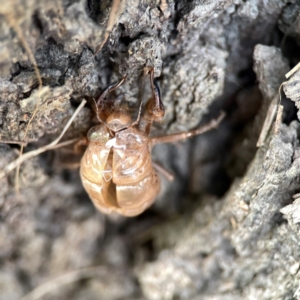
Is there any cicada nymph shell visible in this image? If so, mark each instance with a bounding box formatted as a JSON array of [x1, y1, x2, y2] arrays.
[[79, 70, 224, 217], [80, 123, 160, 217]]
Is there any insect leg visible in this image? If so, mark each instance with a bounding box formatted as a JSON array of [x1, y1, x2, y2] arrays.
[[130, 71, 147, 127], [151, 111, 225, 146], [142, 68, 164, 134], [147, 68, 165, 119], [74, 137, 89, 154], [96, 76, 127, 106], [153, 162, 174, 181]]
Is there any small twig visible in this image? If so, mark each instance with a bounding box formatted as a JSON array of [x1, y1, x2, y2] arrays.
[[274, 104, 283, 134], [4, 1, 43, 192], [0, 100, 86, 180], [5, 11, 42, 89], [285, 62, 300, 79], [257, 76, 291, 147], [94, 0, 124, 55], [131, 100, 144, 127], [256, 96, 279, 147], [0, 140, 27, 146], [21, 266, 107, 300]]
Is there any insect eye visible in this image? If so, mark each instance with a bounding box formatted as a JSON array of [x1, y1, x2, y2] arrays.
[[87, 125, 110, 142]]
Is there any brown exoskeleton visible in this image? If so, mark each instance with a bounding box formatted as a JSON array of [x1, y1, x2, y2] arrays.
[[80, 69, 225, 217]]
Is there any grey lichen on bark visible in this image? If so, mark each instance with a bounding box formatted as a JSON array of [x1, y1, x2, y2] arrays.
[[1, 0, 300, 300], [138, 45, 300, 300]]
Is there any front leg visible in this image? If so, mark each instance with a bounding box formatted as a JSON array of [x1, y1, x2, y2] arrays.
[[96, 76, 127, 106], [74, 136, 89, 154], [146, 68, 165, 120]]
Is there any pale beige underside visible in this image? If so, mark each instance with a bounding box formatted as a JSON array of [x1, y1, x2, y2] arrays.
[[80, 128, 160, 217]]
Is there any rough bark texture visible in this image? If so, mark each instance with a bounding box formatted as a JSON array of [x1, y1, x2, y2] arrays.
[[1, 0, 300, 299]]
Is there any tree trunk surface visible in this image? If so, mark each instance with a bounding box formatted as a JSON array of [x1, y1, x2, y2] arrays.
[[1, 0, 300, 299]]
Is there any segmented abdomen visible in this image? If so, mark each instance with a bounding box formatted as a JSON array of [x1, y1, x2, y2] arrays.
[[80, 132, 160, 217]]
